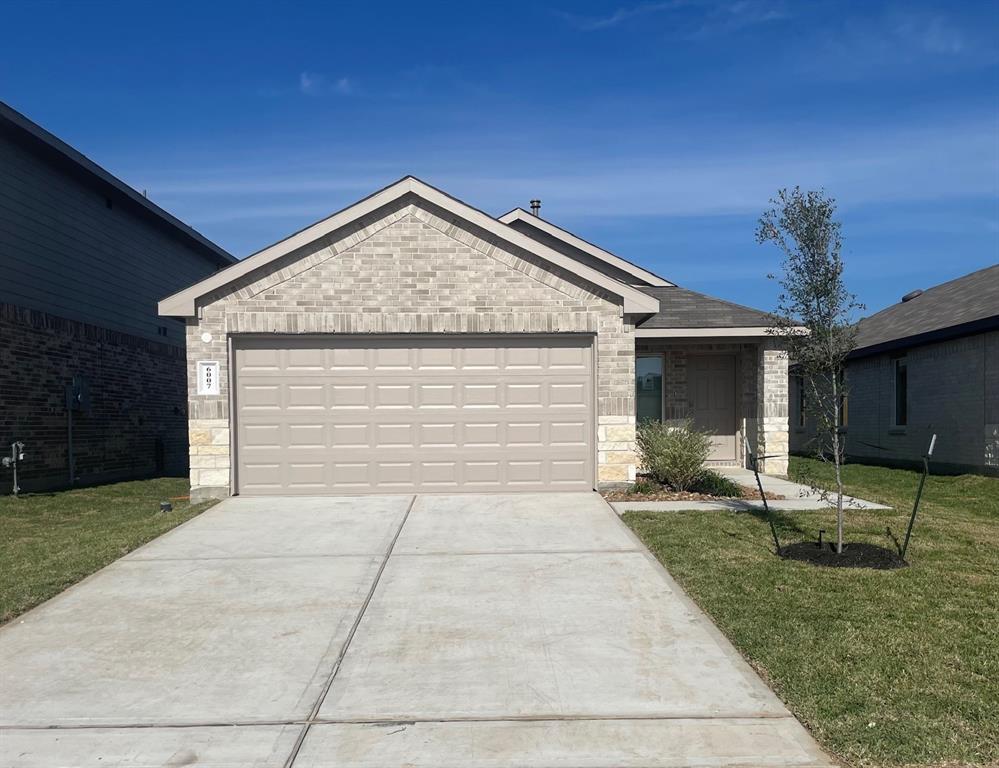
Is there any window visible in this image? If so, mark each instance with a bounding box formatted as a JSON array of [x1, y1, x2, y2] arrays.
[[893, 356, 907, 427], [636, 355, 664, 423], [796, 375, 806, 427]]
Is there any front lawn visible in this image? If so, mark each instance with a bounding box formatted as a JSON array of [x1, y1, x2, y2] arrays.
[[623, 457, 999, 768], [1, 478, 216, 623]]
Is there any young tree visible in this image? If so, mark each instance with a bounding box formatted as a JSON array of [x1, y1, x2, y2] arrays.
[[756, 188, 862, 554]]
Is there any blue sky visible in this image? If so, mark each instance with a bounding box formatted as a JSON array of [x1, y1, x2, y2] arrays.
[[2, 0, 997, 316]]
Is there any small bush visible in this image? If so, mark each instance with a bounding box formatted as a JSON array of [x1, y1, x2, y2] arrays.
[[628, 479, 659, 495], [691, 470, 743, 498], [636, 420, 712, 491]]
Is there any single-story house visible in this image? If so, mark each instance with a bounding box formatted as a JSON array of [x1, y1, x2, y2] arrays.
[[159, 177, 789, 501], [789, 264, 999, 476], [0, 101, 235, 491]]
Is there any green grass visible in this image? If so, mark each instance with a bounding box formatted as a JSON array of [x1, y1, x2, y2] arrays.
[[1, 478, 216, 623], [623, 458, 999, 768]]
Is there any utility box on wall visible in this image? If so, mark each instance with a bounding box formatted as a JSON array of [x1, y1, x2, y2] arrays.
[[65, 374, 91, 414]]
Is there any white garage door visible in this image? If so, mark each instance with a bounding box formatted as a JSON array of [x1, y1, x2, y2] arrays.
[[233, 335, 595, 494]]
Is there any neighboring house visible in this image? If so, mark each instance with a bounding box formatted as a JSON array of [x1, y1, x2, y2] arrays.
[[789, 264, 999, 476], [0, 102, 235, 492], [161, 177, 789, 501]]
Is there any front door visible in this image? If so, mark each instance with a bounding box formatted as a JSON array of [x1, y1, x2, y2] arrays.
[[688, 355, 737, 463]]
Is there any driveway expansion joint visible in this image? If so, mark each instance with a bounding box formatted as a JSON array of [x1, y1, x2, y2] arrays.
[[282, 493, 417, 768]]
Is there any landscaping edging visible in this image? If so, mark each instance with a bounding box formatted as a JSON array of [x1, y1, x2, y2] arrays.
[[610, 498, 892, 514]]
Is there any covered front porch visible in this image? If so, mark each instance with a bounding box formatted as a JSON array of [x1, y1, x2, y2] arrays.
[[633, 331, 789, 475]]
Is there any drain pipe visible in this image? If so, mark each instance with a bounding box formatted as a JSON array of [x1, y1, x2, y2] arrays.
[[66, 391, 75, 485]]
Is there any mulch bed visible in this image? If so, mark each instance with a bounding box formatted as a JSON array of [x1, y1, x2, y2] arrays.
[[780, 541, 907, 570], [601, 475, 784, 502], [602, 489, 742, 502]]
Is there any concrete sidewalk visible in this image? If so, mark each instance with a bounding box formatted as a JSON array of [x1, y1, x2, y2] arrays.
[[1, 492, 834, 767], [610, 467, 890, 513]]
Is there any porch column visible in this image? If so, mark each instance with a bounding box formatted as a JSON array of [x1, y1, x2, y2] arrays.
[[756, 340, 789, 475]]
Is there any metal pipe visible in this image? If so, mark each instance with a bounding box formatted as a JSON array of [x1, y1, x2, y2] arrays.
[[901, 434, 936, 560], [745, 436, 781, 555], [67, 399, 74, 485]]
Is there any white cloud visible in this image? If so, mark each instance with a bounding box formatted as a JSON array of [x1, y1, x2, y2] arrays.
[[894, 14, 965, 56], [299, 71, 322, 94], [139, 115, 998, 228], [559, 0, 786, 35], [561, 1, 685, 31], [298, 71, 353, 95]]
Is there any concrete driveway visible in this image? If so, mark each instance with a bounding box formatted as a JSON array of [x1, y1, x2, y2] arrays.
[[0, 493, 832, 767]]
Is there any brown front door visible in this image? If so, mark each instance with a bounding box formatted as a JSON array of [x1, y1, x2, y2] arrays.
[[688, 355, 737, 463]]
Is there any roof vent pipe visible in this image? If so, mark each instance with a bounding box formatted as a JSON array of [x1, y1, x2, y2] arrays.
[[529, 199, 541, 217], [901, 289, 923, 303]]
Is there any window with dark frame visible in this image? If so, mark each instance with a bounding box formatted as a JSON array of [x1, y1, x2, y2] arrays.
[[893, 356, 908, 427], [635, 355, 664, 423]]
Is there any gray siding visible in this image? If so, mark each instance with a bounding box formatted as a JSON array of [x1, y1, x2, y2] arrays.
[[0, 130, 223, 347], [790, 331, 999, 475]]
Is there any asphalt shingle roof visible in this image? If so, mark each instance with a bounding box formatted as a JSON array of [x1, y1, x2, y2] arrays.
[[636, 286, 774, 329], [853, 264, 999, 354]]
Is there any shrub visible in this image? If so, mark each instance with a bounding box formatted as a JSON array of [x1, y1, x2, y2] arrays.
[[635, 420, 712, 491], [628, 479, 659, 495], [691, 470, 743, 498]]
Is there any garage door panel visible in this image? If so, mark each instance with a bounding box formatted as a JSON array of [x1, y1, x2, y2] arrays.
[[331, 423, 368, 448], [288, 424, 325, 448], [375, 423, 415, 447], [374, 384, 413, 409], [330, 384, 368, 409], [286, 347, 324, 370], [373, 347, 412, 370], [506, 383, 543, 407], [550, 421, 588, 445], [234, 336, 594, 494], [418, 384, 456, 408], [287, 384, 325, 409], [550, 382, 587, 407], [463, 421, 500, 447], [507, 422, 543, 446], [462, 384, 500, 408]]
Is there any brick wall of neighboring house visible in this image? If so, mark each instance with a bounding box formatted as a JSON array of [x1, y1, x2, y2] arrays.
[[184, 197, 638, 500], [0, 303, 188, 491], [790, 330, 998, 476]]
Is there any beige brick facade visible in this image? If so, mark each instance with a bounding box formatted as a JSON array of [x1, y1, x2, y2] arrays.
[[185, 198, 637, 500]]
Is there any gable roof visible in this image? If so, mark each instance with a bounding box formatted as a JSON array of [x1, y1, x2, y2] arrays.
[[635, 285, 775, 331], [1, 100, 234, 268], [498, 208, 672, 287], [159, 176, 660, 317], [851, 263, 999, 357]]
